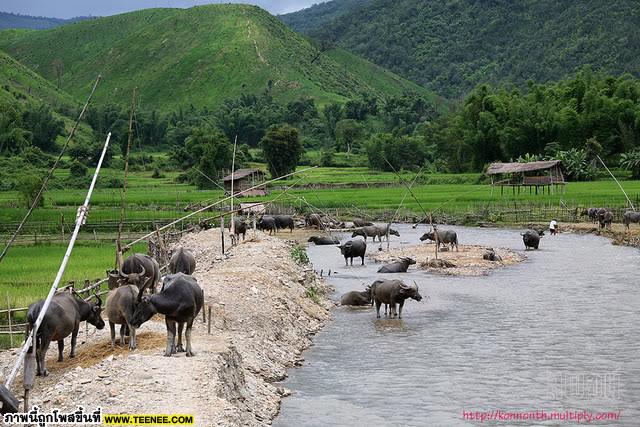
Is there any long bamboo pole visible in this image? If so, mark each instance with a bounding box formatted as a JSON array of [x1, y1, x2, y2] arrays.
[[597, 155, 636, 211], [4, 132, 112, 389], [121, 166, 317, 252], [0, 75, 102, 264]]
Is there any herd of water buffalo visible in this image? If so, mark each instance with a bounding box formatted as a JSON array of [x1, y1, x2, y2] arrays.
[[26, 248, 203, 377], [23, 207, 640, 377]]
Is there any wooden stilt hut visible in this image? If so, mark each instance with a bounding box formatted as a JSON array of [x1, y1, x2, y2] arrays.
[[487, 160, 565, 195]]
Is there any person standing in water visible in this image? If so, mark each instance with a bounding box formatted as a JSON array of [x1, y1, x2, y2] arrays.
[[549, 218, 558, 235]]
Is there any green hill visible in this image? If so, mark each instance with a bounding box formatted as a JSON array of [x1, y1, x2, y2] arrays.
[[285, 0, 640, 98], [0, 12, 90, 30], [0, 4, 437, 112], [0, 49, 77, 112]]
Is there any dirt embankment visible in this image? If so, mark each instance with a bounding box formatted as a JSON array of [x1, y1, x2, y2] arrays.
[[369, 244, 526, 276], [0, 229, 331, 426], [560, 222, 640, 248]]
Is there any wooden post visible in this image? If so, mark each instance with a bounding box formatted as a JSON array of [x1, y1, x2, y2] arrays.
[[220, 216, 225, 254], [202, 306, 206, 324], [6, 294, 13, 348], [207, 306, 212, 335]]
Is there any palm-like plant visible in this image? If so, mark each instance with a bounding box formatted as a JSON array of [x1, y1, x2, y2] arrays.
[[620, 150, 640, 179]]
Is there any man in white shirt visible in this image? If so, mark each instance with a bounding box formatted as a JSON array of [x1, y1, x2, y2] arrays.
[[549, 219, 558, 235]]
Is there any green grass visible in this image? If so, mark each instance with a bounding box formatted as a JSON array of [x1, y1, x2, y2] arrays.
[[0, 4, 439, 112], [0, 242, 146, 309]]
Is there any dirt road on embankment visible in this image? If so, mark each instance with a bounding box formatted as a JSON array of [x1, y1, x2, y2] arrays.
[[0, 229, 331, 426]]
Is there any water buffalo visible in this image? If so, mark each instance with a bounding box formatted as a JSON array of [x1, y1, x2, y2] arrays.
[[352, 218, 374, 227], [377, 257, 416, 273], [581, 207, 599, 223], [371, 279, 422, 319], [307, 236, 340, 245], [105, 285, 139, 350], [131, 273, 204, 357], [599, 210, 614, 229], [26, 292, 105, 376], [522, 229, 544, 250], [352, 225, 399, 242], [340, 287, 372, 306], [258, 216, 277, 235], [229, 218, 248, 244], [420, 229, 459, 251], [623, 211, 640, 229], [305, 213, 324, 229], [274, 215, 294, 232], [338, 239, 367, 265], [482, 248, 502, 262], [109, 253, 161, 294], [169, 247, 196, 275]]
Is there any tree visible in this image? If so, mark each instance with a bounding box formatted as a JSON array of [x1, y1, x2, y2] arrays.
[[620, 150, 640, 179], [366, 133, 428, 171], [22, 104, 64, 152], [260, 125, 303, 178], [16, 174, 45, 208], [335, 119, 365, 156], [52, 58, 64, 88], [323, 103, 343, 139], [183, 127, 233, 189], [0, 103, 31, 154]]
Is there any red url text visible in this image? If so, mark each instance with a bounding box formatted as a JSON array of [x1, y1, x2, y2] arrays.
[[462, 409, 621, 424]]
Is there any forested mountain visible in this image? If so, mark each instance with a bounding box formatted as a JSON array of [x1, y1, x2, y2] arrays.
[[0, 12, 89, 30], [279, 0, 370, 34], [0, 4, 436, 112], [284, 0, 640, 98]]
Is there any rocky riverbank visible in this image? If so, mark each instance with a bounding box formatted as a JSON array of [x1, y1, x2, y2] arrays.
[[0, 229, 331, 425], [560, 221, 640, 248]]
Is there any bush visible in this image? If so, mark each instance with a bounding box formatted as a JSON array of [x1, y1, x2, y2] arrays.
[[16, 175, 45, 208], [290, 245, 310, 265], [69, 161, 87, 177]]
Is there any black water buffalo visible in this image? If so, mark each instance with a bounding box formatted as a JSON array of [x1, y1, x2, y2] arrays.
[[420, 229, 459, 251], [377, 257, 416, 273], [352, 218, 374, 227], [169, 247, 196, 275], [229, 218, 248, 244], [26, 292, 105, 376], [352, 225, 399, 242], [305, 213, 324, 229], [340, 287, 372, 306], [522, 229, 544, 250], [623, 211, 640, 229], [105, 285, 139, 350], [131, 273, 204, 357], [599, 210, 614, 229], [370, 279, 422, 319], [338, 239, 367, 265], [581, 207, 599, 223], [258, 216, 277, 235], [307, 236, 340, 245], [109, 253, 161, 294], [274, 215, 295, 232]]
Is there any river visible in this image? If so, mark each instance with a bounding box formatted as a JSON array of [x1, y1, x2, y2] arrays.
[[274, 225, 640, 426]]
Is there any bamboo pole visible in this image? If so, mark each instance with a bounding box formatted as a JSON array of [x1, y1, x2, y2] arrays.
[[230, 135, 238, 245], [121, 166, 317, 252], [4, 132, 112, 389], [597, 155, 636, 211], [0, 75, 102, 264], [6, 294, 12, 348], [116, 88, 137, 268]]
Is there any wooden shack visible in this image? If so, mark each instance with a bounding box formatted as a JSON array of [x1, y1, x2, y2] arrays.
[[487, 160, 565, 195], [222, 168, 267, 197]]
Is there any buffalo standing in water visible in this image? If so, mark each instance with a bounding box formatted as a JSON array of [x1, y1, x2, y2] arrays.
[[258, 216, 277, 235], [370, 279, 422, 319], [338, 239, 367, 265], [522, 229, 544, 250], [352, 225, 400, 242], [420, 230, 459, 251]]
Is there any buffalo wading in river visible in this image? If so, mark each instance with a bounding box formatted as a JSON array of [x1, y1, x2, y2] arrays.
[[377, 257, 416, 273], [370, 279, 422, 319], [338, 239, 367, 266]]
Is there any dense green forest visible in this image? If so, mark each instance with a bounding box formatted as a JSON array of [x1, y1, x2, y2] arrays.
[[279, 0, 370, 34], [286, 0, 640, 98], [0, 4, 435, 111]]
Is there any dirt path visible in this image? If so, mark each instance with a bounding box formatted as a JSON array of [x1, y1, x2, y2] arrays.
[[0, 230, 331, 426]]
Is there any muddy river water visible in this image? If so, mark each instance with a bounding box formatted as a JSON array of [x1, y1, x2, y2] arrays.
[[274, 225, 640, 426]]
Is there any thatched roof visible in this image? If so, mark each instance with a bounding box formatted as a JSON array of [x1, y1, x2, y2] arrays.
[[222, 168, 265, 182], [486, 160, 561, 175]]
